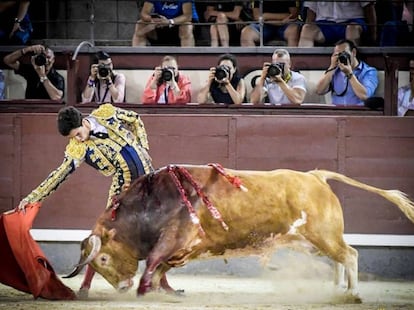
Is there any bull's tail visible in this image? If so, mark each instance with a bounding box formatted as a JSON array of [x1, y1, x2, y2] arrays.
[[309, 169, 414, 223]]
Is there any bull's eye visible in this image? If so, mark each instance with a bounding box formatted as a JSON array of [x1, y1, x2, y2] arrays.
[[98, 254, 110, 267]]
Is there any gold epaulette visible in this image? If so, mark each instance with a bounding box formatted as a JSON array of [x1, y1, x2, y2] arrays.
[[92, 103, 116, 119], [65, 138, 87, 160]]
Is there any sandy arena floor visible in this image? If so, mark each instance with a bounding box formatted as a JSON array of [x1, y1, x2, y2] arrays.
[[1, 256, 413, 310]]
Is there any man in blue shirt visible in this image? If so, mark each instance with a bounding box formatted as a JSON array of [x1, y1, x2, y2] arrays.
[[132, 0, 198, 46], [0, 70, 4, 99], [316, 39, 379, 106]]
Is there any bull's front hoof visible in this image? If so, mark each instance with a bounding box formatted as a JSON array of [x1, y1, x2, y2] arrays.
[[173, 289, 185, 296], [77, 287, 89, 299], [339, 292, 362, 304], [349, 294, 362, 304], [137, 283, 152, 296]]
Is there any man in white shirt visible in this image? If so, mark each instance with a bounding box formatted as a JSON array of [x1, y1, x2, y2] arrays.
[[250, 48, 307, 105]]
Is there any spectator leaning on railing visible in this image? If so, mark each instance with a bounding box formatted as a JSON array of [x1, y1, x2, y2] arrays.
[[3, 44, 64, 100], [197, 53, 246, 105], [250, 48, 306, 105], [316, 39, 379, 106], [240, 0, 300, 47], [377, 0, 413, 46], [0, 0, 32, 45], [298, 1, 377, 47], [132, 0, 199, 47], [203, 2, 245, 47]]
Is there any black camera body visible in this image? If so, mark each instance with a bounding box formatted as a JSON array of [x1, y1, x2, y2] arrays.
[[215, 65, 230, 81], [338, 51, 351, 65], [267, 63, 285, 78], [97, 63, 112, 79], [161, 67, 174, 82], [34, 53, 47, 66]]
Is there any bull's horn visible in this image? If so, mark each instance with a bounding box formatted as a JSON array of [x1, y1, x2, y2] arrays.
[[62, 265, 84, 279], [63, 235, 102, 278]]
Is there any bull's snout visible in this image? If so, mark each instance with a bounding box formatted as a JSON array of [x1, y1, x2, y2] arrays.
[[117, 278, 134, 293]]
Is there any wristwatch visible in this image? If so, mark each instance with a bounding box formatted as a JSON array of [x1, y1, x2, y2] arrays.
[[40, 76, 48, 83], [168, 19, 175, 28]]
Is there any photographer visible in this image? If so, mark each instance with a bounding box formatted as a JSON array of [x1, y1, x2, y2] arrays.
[[3, 44, 64, 100], [81, 51, 126, 104], [250, 48, 306, 105], [316, 39, 378, 106], [197, 53, 245, 105], [142, 55, 191, 104]]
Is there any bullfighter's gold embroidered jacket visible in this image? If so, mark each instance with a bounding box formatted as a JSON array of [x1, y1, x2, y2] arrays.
[[24, 103, 153, 208]]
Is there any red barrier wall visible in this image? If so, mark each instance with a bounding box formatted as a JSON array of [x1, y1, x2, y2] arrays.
[[0, 109, 413, 235]]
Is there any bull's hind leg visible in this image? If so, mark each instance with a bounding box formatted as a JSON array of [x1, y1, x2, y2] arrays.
[[342, 244, 359, 295], [318, 238, 361, 303], [333, 262, 345, 288]]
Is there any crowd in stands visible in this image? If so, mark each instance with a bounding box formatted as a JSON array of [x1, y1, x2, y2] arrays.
[[128, 0, 413, 48], [0, 1, 413, 115], [0, 1, 413, 48]]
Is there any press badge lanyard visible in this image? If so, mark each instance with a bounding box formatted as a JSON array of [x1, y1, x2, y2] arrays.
[[330, 63, 363, 97], [95, 80, 110, 103]]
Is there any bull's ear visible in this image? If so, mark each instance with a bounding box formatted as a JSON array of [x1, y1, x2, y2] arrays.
[[108, 228, 117, 239]]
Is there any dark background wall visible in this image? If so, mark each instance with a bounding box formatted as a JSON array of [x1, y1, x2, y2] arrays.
[[28, 0, 142, 45]]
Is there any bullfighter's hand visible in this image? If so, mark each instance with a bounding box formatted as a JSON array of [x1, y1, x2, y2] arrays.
[[17, 199, 29, 213]]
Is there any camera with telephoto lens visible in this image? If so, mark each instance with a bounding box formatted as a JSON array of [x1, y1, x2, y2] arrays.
[[215, 65, 231, 81], [97, 63, 112, 79], [267, 63, 285, 78], [161, 67, 174, 82], [34, 53, 47, 66], [338, 51, 351, 65]]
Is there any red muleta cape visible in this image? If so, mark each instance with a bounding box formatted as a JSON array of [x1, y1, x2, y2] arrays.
[[0, 202, 76, 300]]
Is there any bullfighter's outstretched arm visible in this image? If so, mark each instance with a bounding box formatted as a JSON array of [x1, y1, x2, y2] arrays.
[[23, 140, 84, 204]]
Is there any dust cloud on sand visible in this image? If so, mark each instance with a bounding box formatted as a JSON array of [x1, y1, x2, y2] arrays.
[[0, 251, 413, 310]]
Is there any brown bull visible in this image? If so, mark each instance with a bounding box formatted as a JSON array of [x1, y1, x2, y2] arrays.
[[65, 164, 414, 302]]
